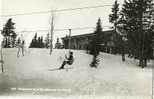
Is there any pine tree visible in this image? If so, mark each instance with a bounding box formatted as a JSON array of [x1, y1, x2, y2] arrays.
[[2, 18, 17, 48], [121, 0, 154, 68], [109, 0, 125, 61], [90, 18, 103, 55], [29, 33, 37, 48], [109, 0, 119, 31], [29, 34, 45, 48], [40, 36, 44, 48], [38, 37, 41, 48], [44, 32, 50, 48], [33, 33, 38, 47], [89, 18, 103, 68], [55, 38, 62, 49]]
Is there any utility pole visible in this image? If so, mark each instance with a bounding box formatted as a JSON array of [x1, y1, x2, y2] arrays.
[[0, 30, 4, 72], [49, 13, 54, 55], [152, 37, 154, 99], [68, 29, 71, 52], [1, 43, 4, 72]]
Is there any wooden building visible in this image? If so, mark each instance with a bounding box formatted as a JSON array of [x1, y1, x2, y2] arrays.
[[61, 30, 116, 53]]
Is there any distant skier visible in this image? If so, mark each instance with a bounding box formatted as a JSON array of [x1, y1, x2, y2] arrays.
[[17, 38, 25, 57], [59, 51, 74, 69], [21, 40, 25, 56]]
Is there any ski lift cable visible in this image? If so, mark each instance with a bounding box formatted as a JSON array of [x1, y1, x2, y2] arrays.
[[15, 26, 112, 33], [0, 5, 113, 17]]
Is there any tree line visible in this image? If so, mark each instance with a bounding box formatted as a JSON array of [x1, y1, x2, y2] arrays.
[[1, 18, 63, 49], [89, 0, 154, 68], [29, 33, 45, 48]]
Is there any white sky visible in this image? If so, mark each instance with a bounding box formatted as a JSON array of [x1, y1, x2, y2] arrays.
[[0, 0, 124, 45]]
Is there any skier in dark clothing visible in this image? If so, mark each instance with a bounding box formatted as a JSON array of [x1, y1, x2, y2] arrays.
[[17, 39, 25, 57], [59, 51, 74, 69]]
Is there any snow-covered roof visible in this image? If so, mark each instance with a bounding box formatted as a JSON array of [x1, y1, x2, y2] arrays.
[[61, 30, 114, 40]]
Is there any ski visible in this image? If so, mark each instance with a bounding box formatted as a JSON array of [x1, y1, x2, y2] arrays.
[[48, 67, 73, 71]]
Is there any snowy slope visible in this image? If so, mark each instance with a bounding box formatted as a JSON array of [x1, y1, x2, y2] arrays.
[[0, 48, 152, 98]]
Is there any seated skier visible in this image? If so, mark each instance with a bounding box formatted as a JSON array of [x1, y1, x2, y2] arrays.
[[59, 51, 74, 69]]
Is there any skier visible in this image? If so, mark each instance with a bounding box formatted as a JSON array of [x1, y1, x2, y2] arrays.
[[59, 51, 74, 69], [21, 40, 25, 56], [17, 38, 21, 57], [17, 39, 25, 57]]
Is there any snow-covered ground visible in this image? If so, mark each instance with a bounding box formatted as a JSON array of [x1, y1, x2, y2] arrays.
[[0, 48, 153, 99]]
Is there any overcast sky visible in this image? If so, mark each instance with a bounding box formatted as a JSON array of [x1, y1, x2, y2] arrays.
[[0, 0, 124, 46]]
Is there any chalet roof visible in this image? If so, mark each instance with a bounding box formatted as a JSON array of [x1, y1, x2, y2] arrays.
[[61, 30, 114, 39]]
